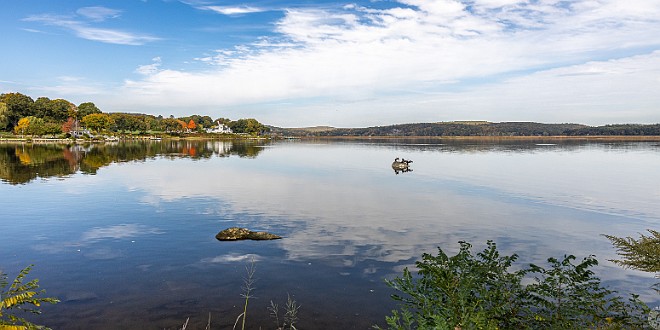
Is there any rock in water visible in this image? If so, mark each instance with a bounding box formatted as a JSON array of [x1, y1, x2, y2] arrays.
[[216, 227, 282, 241]]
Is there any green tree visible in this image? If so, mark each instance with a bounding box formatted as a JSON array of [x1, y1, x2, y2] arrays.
[[229, 118, 269, 135], [0, 265, 59, 329], [42, 122, 62, 136], [145, 115, 162, 132], [33, 98, 75, 123], [0, 102, 8, 130], [33, 97, 51, 120], [25, 117, 46, 136], [110, 113, 147, 133], [47, 99, 75, 122], [0, 93, 34, 130], [214, 117, 231, 126], [162, 118, 184, 133], [77, 102, 101, 119], [82, 113, 114, 132]]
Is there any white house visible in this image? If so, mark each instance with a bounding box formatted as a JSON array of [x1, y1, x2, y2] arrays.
[[206, 121, 233, 134]]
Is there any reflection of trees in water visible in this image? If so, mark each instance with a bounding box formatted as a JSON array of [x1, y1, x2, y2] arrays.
[[0, 140, 269, 184], [0, 144, 76, 184]]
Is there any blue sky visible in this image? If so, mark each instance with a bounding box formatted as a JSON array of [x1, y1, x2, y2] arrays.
[[1, 0, 659, 127]]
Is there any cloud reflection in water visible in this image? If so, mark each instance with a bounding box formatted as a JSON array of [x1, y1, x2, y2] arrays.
[[101, 141, 660, 277]]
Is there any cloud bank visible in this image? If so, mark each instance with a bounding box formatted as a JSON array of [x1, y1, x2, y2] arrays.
[[109, 0, 660, 126], [17, 0, 660, 126]]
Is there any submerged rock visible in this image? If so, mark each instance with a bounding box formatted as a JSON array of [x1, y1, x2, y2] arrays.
[[215, 227, 282, 241]]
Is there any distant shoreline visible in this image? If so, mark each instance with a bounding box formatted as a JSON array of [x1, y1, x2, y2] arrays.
[[2, 135, 660, 144], [296, 135, 660, 141]]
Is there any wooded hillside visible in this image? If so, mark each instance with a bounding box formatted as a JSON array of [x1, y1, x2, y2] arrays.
[[270, 122, 660, 137]]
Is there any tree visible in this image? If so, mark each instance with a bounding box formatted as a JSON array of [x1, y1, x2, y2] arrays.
[[145, 115, 162, 132], [42, 122, 62, 136], [47, 99, 75, 122], [25, 117, 46, 136], [13, 116, 47, 136], [61, 117, 79, 134], [110, 113, 147, 133], [82, 113, 114, 132], [187, 119, 196, 131], [176, 119, 187, 132], [0, 93, 34, 130], [13, 117, 30, 137], [0, 102, 8, 130], [214, 117, 231, 126], [1, 265, 59, 329], [229, 118, 269, 135], [33, 97, 51, 119], [77, 102, 101, 119], [162, 118, 184, 133]]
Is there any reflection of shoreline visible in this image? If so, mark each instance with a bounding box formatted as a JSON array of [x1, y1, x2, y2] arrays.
[[0, 140, 269, 184]]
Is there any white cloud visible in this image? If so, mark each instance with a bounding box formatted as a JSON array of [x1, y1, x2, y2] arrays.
[[200, 5, 266, 15], [24, 13, 159, 45], [76, 6, 122, 22], [135, 57, 163, 75]]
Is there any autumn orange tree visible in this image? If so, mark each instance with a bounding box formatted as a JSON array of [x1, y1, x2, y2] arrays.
[[187, 119, 196, 131], [61, 117, 78, 134]]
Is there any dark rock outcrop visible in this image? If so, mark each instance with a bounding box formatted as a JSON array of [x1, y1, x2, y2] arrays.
[[215, 227, 282, 241]]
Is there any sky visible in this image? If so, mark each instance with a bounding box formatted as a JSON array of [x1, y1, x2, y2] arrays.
[[1, 0, 659, 127]]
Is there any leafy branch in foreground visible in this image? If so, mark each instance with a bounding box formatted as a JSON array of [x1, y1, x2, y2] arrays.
[[378, 241, 651, 330], [604, 230, 660, 275], [604, 229, 660, 328], [0, 265, 59, 330]]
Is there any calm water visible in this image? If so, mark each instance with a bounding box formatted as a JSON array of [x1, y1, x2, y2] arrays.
[[1, 139, 659, 329]]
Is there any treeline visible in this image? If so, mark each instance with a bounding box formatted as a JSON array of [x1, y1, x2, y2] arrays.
[[271, 122, 660, 137], [0, 92, 269, 136]]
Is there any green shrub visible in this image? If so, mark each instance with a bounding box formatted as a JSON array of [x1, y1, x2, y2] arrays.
[[379, 241, 651, 330]]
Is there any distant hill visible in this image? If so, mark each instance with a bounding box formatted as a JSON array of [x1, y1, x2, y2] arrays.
[[269, 122, 660, 137]]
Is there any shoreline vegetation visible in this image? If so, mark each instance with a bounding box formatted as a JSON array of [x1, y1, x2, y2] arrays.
[[2, 135, 660, 145], [2, 92, 660, 142]]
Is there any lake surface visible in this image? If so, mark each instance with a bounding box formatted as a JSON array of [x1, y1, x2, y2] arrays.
[[1, 139, 658, 329]]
